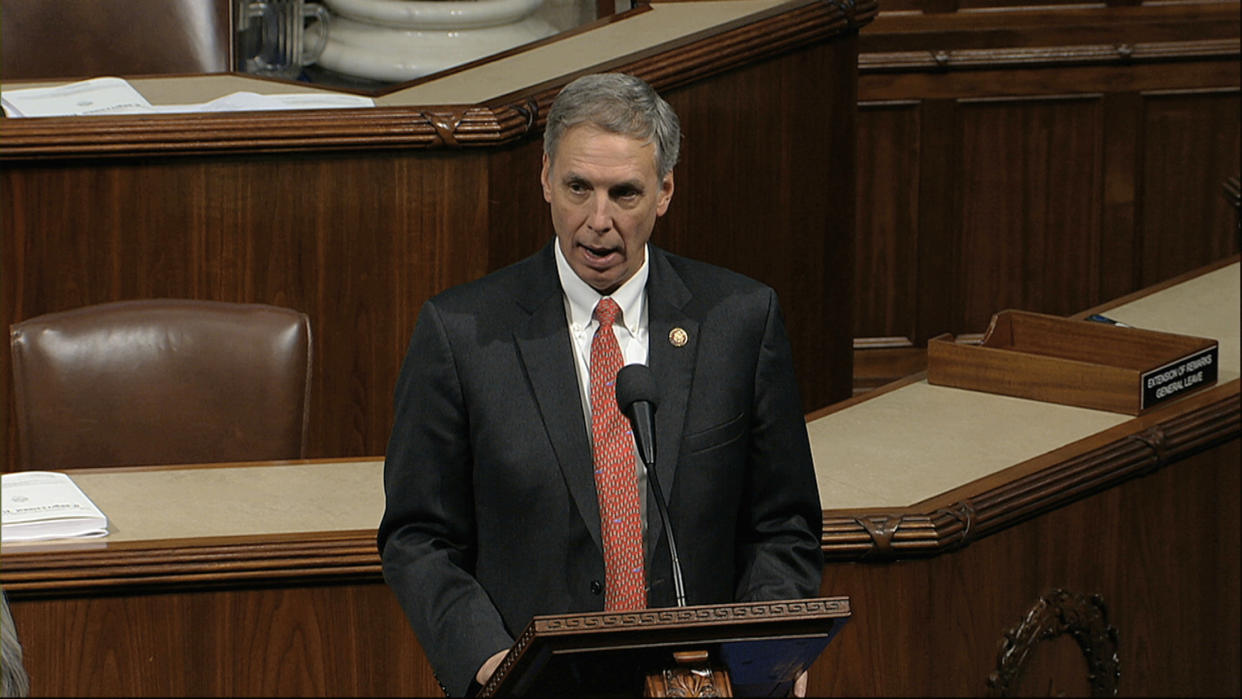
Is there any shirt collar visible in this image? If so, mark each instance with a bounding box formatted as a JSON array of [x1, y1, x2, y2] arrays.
[[554, 239, 648, 333]]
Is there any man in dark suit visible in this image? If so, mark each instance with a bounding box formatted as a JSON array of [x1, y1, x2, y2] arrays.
[[379, 73, 823, 696]]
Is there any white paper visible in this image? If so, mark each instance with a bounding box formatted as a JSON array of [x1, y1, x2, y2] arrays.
[[151, 90, 374, 113], [1, 76, 155, 117], [2, 471, 109, 542], [2, 77, 374, 118]]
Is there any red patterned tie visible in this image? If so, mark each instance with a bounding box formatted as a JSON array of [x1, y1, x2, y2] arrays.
[[589, 298, 646, 610]]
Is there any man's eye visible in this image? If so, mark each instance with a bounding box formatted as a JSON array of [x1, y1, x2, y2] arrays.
[[568, 182, 588, 194]]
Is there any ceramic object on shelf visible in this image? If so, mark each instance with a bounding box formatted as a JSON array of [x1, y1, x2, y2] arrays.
[[312, 13, 557, 82], [324, 0, 546, 28]]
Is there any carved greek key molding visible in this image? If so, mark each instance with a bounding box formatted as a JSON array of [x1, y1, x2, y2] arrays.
[[533, 598, 847, 633], [481, 598, 848, 696]]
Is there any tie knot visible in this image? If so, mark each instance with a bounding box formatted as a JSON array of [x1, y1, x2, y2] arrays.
[[594, 298, 621, 328]]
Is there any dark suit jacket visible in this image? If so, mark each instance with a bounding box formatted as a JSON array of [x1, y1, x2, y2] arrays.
[[379, 242, 823, 695]]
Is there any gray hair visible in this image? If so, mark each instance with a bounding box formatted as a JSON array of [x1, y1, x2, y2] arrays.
[[1, 590, 28, 698], [543, 73, 682, 179]]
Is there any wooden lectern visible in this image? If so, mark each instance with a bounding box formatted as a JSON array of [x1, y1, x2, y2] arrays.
[[479, 597, 850, 697]]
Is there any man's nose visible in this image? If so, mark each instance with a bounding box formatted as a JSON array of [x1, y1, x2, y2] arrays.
[[586, 193, 613, 232]]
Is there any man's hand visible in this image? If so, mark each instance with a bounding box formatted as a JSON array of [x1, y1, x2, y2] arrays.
[[793, 670, 808, 697], [475, 649, 508, 687]]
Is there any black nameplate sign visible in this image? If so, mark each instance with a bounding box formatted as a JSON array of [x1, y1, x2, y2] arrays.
[[1140, 345, 1219, 410]]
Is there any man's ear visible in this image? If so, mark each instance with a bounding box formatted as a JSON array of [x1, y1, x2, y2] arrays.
[[656, 171, 675, 216], [540, 153, 553, 203]]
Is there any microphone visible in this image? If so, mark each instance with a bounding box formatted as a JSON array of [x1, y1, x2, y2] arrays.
[[616, 364, 686, 607], [616, 363, 658, 466]]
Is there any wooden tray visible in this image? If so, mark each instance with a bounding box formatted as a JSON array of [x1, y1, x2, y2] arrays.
[[927, 310, 1218, 415]]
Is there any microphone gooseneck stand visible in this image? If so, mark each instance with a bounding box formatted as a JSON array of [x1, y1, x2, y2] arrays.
[[616, 364, 686, 608]]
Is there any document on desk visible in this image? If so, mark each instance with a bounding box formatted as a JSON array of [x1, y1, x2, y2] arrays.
[[1, 471, 109, 542], [2, 76, 374, 118], [0, 76, 154, 117]]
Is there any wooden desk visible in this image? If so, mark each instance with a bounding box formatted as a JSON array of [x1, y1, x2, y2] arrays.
[[807, 257, 1240, 696], [3, 259, 1237, 696], [1, 459, 419, 696]]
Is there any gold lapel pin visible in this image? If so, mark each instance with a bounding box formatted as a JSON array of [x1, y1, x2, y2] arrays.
[[669, 327, 688, 348]]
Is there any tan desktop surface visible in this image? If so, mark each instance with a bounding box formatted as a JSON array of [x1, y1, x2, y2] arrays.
[[34, 459, 386, 546], [810, 262, 1240, 511]]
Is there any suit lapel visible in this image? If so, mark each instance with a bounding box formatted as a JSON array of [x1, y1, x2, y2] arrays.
[[643, 248, 697, 559], [513, 245, 603, 554]]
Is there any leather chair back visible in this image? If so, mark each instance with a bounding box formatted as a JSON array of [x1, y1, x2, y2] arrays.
[[10, 300, 312, 470], [1, 0, 231, 81]]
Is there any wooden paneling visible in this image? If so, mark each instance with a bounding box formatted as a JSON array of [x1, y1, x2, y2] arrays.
[[914, 98, 961, 343], [1, 2, 875, 471], [660, 39, 858, 404], [853, 0, 1241, 350], [0, 0, 232, 81], [1099, 91, 1143, 302], [1139, 89, 1242, 286], [8, 581, 443, 697], [2, 151, 489, 463], [813, 438, 1240, 696], [955, 95, 1104, 331], [855, 102, 921, 339]]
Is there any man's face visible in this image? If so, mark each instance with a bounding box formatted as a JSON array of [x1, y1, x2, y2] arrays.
[[542, 124, 675, 295]]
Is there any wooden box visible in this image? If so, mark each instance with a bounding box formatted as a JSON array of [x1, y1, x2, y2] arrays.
[[926, 310, 1219, 415]]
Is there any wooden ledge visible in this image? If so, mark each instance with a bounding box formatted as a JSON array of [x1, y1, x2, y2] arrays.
[[821, 379, 1240, 561], [0, 0, 875, 160], [0, 531, 382, 595]]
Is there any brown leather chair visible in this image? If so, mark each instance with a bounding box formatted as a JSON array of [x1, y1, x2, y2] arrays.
[[9, 300, 312, 470]]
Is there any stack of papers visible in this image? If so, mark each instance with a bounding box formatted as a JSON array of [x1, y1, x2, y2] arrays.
[[2, 471, 109, 542], [1, 76, 375, 118]]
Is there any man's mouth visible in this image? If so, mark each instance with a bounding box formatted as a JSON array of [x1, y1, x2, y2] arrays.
[[581, 244, 620, 264]]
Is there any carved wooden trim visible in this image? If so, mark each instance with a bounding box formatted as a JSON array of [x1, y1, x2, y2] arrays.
[[822, 385, 1241, 561], [484, 598, 850, 696], [986, 588, 1120, 697], [860, 39, 1240, 72], [644, 650, 732, 698], [532, 598, 850, 635], [0, 0, 876, 160], [499, 599, 850, 676], [0, 531, 381, 595], [5, 392, 1233, 589]]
